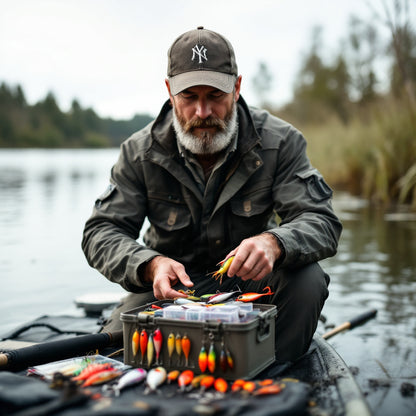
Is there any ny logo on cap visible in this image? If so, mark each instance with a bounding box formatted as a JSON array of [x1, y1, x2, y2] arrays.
[[191, 44, 207, 64]]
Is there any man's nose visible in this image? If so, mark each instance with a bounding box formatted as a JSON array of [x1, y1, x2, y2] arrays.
[[195, 98, 212, 119]]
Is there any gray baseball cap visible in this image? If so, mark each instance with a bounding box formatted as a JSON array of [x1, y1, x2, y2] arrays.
[[167, 26, 238, 95]]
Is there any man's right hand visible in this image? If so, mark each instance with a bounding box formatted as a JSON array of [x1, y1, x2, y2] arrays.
[[143, 256, 194, 300]]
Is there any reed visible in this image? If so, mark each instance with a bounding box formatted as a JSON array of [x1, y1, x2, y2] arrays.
[[300, 98, 416, 209]]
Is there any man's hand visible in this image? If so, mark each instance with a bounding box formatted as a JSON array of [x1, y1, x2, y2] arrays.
[[143, 256, 193, 300], [226, 233, 282, 281]]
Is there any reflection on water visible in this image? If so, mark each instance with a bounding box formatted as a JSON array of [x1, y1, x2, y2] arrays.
[[0, 150, 415, 415], [321, 194, 416, 415]]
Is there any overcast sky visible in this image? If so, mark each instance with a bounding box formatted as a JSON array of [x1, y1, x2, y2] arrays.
[[1, 0, 413, 119]]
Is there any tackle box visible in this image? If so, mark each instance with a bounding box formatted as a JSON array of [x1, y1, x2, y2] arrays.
[[120, 301, 277, 380]]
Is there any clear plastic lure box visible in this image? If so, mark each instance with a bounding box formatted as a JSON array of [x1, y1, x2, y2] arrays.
[[120, 300, 277, 380]]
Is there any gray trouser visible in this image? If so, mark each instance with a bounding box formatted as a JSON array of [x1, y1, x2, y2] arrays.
[[102, 262, 329, 364]]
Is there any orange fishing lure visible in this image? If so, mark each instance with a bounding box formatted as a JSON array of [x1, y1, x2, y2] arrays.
[[71, 363, 113, 381], [132, 329, 139, 357], [236, 286, 275, 302], [139, 329, 148, 365], [178, 370, 194, 392], [214, 377, 228, 393], [181, 334, 191, 367]]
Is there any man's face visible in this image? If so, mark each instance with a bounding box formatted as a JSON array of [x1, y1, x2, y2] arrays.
[[166, 76, 242, 155]]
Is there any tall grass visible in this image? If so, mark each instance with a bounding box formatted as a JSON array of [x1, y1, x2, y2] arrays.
[[298, 98, 416, 210]]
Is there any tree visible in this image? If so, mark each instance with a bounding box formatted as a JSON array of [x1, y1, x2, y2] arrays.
[[251, 61, 273, 107], [366, 0, 416, 108], [291, 26, 351, 123], [346, 15, 380, 104]]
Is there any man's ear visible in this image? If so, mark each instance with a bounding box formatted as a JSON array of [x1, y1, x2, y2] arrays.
[[234, 75, 242, 101], [165, 79, 175, 105]]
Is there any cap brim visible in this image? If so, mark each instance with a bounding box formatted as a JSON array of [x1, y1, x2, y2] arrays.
[[169, 71, 236, 95]]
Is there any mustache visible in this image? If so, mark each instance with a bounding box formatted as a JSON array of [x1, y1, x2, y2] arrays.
[[183, 117, 227, 133]]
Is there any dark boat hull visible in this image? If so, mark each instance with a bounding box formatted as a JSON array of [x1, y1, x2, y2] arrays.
[[0, 314, 372, 416]]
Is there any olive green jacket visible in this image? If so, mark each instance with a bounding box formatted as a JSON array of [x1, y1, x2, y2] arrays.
[[82, 97, 342, 293]]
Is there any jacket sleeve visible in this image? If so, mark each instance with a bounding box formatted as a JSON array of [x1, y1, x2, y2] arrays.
[[266, 127, 342, 268], [81, 139, 160, 293]]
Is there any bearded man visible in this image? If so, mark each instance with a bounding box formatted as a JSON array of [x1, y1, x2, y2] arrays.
[[82, 27, 342, 364]]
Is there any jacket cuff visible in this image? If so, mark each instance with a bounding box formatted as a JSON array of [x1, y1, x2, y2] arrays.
[[262, 231, 286, 267]]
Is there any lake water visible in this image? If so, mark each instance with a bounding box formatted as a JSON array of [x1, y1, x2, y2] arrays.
[[1, 149, 415, 415]]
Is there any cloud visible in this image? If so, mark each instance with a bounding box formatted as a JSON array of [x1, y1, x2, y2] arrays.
[[0, 0, 404, 118]]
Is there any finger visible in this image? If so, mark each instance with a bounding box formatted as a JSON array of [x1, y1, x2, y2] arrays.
[[171, 264, 193, 288], [227, 251, 248, 277], [165, 287, 188, 300], [154, 274, 176, 300]]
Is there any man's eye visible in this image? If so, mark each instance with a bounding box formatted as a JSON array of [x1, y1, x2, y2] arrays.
[[210, 92, 225, 99], [181, 92, 195, 99]]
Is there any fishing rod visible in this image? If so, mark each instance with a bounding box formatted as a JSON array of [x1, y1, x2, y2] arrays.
[[322, 309, 378, 340], [0, 330, 123, 372]]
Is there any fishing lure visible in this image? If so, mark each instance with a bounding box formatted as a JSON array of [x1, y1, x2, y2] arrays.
[[144, 366, 167, 394], [175, 333, 182, 366], [210, 256, 235, 285], [59, 359, 89, 377], [132, 329, 140, 357], [139, 329, 148, 365], [153, 328, 163, 365], [258, 379, 274, 386], [206, 289, 241, 304], [199, 293, 216, 300], [199, 375, 215, 392], [226, 348, 234, 370], [178, 289, 196, 296], [167, 332, 175, 366], [208, 342, 216, 373], [220, 346, 227, 372], [167, 370, 180, 384], [104, 368, 147, 396], [242, 380, 257, 393], [231, 379, 245, 392], [198, 344, 208, 373], [174, 297, 196, 305], [214, 377, 228, 393], [188, 374, 206, 391], [178, 369, 194, 392], [253, 383, 282, 396], [147, 333, 155, 367], [236, 286, 275, 302], [82, 369, 122, 387], [72, 363, 114, 381], [177, 290, 201, 301], [181, 334, 191, 367]]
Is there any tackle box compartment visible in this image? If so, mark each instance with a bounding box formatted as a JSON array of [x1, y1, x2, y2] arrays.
[[120, 301, 277, 380]]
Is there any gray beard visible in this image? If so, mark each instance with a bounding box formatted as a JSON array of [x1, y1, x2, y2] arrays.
[[172, 104, 238, 155]]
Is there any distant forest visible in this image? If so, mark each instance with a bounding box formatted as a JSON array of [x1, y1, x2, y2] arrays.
[[0, 83, 154, 148]]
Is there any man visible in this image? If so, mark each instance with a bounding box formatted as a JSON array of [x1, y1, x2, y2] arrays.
[[82, 27, 342, 364]]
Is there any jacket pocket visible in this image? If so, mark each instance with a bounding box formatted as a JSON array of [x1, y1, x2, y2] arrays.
[[295, 168, 333, 202], [95, 183, 116, 208], [144, 195, 192, 256], [228, 186, 273, 242], [147, 198, 191, 231]]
